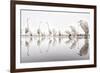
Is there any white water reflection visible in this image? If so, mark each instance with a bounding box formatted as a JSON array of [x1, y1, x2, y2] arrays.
[[20, 36, 89, 63], [20, 10, 90, 63]]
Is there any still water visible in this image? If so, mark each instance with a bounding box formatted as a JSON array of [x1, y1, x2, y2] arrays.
[[20, 36, 89, 63]]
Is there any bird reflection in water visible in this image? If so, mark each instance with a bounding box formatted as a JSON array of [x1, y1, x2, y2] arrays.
[[23, 35, 89, 57], [79, 39, 89, 56], [25, 41, 30, 56], [22, 19, 89, 57]]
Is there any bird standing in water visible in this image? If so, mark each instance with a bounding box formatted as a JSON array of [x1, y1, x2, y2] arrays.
[[25, 18, 30, 34]]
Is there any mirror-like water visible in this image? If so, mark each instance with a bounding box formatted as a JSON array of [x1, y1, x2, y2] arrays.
[[20, 36, 89, 63]]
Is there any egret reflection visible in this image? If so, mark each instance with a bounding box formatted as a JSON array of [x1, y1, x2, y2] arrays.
[[21, 20, 90, 63]]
